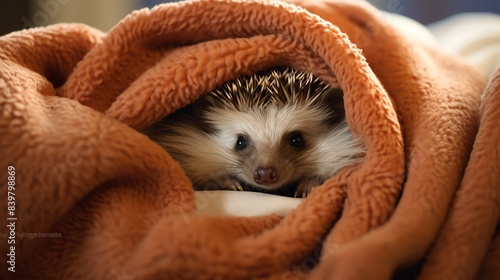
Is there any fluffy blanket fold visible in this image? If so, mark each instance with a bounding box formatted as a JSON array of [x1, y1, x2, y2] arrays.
[[0, 0, 498, 279]]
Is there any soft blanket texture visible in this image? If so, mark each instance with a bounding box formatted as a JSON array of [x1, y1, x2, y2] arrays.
[[0, 0, 498, 279]]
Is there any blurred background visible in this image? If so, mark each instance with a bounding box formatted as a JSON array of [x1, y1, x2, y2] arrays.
[[1, 0, 500, 35]]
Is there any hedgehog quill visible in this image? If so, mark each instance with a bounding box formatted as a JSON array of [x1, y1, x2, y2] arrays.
[[144, 68, 366, 197]]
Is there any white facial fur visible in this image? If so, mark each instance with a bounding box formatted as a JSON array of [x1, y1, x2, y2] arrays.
[[195, 102, 365, 189]]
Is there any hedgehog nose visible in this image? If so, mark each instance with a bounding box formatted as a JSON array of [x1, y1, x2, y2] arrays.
[[254, 166, 279, 185]]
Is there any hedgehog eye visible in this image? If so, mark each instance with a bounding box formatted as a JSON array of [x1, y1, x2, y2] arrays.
[[289, 132, 305, 148], [235, 135, 248, 151]]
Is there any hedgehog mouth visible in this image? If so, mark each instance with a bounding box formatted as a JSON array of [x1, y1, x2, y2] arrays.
[[235, 177, 302, 197]]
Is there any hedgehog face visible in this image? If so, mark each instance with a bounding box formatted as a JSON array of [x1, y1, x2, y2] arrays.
[[190, 68, 348, 190], [204, 103, 337, 190]]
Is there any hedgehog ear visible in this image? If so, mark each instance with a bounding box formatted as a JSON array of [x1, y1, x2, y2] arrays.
[[318, 87, 345, 124], [191, 94, 218, 133], [192, 94, 214, 117]]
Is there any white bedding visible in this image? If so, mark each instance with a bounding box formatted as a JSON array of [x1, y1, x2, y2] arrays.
[[428, 13, 500, 76], [195, 191, 303, 217]]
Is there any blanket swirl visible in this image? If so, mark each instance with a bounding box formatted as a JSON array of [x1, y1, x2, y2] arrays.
[[0, 0, 498, 279]]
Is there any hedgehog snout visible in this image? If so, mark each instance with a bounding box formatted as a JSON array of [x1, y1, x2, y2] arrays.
[[253, 166, 279, 185]]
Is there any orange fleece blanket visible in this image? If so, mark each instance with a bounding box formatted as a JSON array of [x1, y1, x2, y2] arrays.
[[0, 0, 498, 279]]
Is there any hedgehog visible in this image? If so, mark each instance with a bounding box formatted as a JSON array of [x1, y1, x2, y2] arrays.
[[143, 68, 366, 197]]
